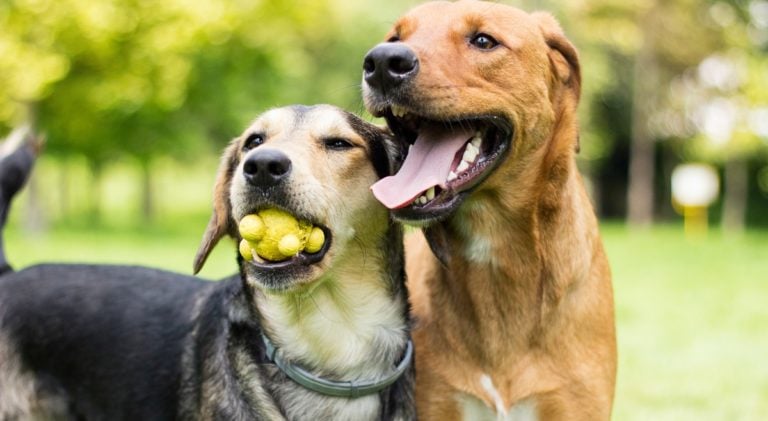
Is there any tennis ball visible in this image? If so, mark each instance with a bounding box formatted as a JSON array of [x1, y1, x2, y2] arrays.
[[237, 208, 328, 262], [305, 227, 325, 254], [239, 239, 254, 262], [278, 233, 302, 256], [239, 214, 266, 241]]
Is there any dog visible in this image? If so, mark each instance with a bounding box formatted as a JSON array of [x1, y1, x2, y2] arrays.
[[361, 1, 616, 419], [0, 105, 415, 420]]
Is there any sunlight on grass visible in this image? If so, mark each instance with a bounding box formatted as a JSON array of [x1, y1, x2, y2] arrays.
[[602, 224, 768, 420], [5, 214, 238, 280], [4, 220, 767, 420]]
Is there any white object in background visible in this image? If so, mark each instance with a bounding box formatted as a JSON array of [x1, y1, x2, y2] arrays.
[[671, 164, 720, 207]]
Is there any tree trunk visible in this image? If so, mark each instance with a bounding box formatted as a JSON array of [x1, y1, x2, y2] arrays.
[[58, 159, 70, 219], [140, 160, 154, 223], [626, 6, 659, 228], [722, 158, 747, 233], [88, 161, 103, 223]]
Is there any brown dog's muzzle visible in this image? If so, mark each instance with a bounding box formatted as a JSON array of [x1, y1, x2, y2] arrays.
[[363, 43, 419, 94]]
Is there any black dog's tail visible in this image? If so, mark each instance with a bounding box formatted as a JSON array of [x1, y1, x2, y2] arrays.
[[0, 126, 42, 275]]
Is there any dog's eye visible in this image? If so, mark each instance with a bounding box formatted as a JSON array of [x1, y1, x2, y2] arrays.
[[323, 138, 354, 150], [243, 133, 264, 150], [470, 33, 499, 50]]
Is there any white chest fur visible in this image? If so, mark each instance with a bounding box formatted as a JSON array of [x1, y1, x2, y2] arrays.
[[460, 375, 538, 421]]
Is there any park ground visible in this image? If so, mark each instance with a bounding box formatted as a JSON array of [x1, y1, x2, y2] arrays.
[[5, 217, 768, 420]]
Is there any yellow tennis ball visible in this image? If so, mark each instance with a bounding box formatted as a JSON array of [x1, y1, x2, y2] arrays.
[[239, 214, 266, 241], [250, 208, 312, 261], [278, 233, 302, 256], [305, 227, 325, 253], [239, 239, 254, 261]]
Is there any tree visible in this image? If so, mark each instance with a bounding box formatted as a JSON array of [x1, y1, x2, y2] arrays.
[[563, 0, 731, 225], [0, 0, 413, 223]]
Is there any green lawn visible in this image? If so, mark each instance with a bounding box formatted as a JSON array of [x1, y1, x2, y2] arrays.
[[601, 225, 768, 420], [5, 220, 768, 419], [5, 213, 238, 280]]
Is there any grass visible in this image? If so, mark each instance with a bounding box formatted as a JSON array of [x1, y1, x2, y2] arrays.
[[601, 224, 768, 420], [5, 217, 768, 419], [5, 213, 238, 280]]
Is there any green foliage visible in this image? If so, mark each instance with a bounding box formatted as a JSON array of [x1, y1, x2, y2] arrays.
[[0, 0, 418, 164], [1, 0, 766, 222]]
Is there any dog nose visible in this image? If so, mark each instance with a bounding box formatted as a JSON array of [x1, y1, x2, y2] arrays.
[[363, 43, 419, 91], [243, 149, 292, 187]]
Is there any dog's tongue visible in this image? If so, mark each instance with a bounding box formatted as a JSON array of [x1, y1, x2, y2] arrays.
[[371, 124, 474, 209]]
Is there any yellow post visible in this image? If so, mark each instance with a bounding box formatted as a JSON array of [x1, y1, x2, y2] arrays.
[[683, 205, 708, 238]]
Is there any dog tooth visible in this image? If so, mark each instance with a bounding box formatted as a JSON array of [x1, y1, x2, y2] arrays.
[[463, 145, 478, 162], [471, 136, 482, 148], [426, 187, 435, 200], [456, 160, 470, 173], [392, 105, 407, 118], [447, 171, 458, 182], [461, 149, 473, 164], [418, 196, 428, 205], [252, 253, 266, 264]]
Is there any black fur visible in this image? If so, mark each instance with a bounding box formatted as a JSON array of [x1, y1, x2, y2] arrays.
[[0, 264, 211, 419], [0, 108, 415, 420]]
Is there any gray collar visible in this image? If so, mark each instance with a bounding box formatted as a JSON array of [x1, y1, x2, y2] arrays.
[[261, 333, 413, 398]]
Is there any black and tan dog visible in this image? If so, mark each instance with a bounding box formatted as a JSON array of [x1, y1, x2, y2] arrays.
[[0, 105, 414, 420]]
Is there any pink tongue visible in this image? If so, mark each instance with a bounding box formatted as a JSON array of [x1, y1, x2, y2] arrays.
[[371, 125, 474, 209]]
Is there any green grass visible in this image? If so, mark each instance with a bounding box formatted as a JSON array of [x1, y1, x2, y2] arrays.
[[4, 219, 768, 419], [602, 224, 768, 420], [5, 214, 238, 280]]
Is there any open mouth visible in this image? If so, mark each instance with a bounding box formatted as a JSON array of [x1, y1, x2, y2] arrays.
[[371, 107, 514, 222], [240, 206, 334, 273], [248, 226, 332, 272]]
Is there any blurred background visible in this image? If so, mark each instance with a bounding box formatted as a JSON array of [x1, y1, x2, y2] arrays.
[[1, 0, 766, 419]]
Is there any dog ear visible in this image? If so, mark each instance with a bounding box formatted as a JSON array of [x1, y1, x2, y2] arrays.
[[378, 128, 407, 176], [193, 140, 240, 274], [532, 11, 581, 151], [532, 12, 581, 97], [344, 112, 402, 178]]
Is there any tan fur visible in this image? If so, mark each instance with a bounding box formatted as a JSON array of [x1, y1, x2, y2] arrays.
[[194, 105, 411, 420], [0, 332, 70, 420], [196, 106, 388, 277], [379, 2, 616, 419]]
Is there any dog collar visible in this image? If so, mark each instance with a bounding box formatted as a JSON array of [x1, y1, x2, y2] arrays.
[[261, 333, 413, 398]]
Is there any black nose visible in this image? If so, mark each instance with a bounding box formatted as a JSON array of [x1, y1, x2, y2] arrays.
[[243, 149, 292, 187], [363, 43, 419, 91]]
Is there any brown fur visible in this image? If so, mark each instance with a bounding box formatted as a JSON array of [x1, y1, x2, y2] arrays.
[[369, 2, 616, 419]]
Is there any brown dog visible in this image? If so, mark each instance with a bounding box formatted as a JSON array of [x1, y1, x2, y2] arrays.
[[362, 1, 616, 419]]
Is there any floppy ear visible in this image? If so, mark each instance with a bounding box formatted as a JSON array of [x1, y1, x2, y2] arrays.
[[376, 128, 407, 177], [532, 11, 581, 151], [193, 140, 240, 274], [532, 12, 581, 98], [344, 112, 402, 178]]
